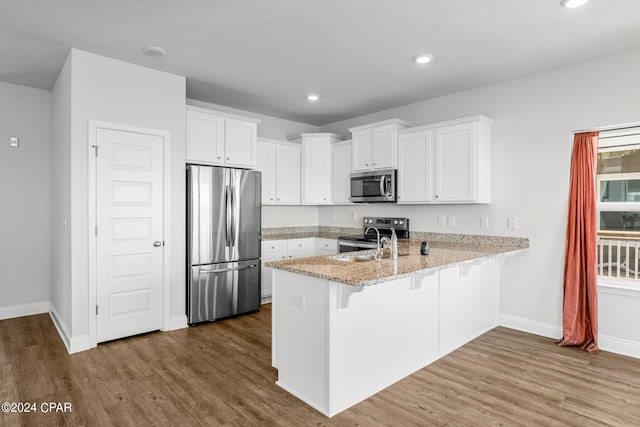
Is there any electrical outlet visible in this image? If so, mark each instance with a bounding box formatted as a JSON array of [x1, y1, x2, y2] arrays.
[[10, 137, 19, 147], [481, 217, 489, 229], [508, 217, 519, 230], [438, 216, 446, 227]]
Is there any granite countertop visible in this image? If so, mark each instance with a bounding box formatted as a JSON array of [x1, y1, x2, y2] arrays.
[[265, 240, 525, 287]]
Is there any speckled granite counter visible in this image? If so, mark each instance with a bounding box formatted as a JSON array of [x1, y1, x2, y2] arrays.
[[266, 239, 526, 286]]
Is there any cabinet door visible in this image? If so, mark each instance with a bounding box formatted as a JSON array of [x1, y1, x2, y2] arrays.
[[371, 124, 396, 169], [332, 142, 352, 204], [186, 110, 224, 164], [351, 130, 371, 171], [275, 145, 301, 205], [257, 143, 276, 205], [397, 131, 434, 203], [225, 118, 257, 168], [261, 241, 288, 300], [434, 122, 476, 202], [302, 137, 331, 204]]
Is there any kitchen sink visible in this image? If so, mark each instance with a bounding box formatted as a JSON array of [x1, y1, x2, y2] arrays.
[[334, 253, 406, 262], [335, 254, 377, 262]]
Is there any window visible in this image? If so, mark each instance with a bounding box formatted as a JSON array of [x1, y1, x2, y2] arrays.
[[597, 128, 640, 280]]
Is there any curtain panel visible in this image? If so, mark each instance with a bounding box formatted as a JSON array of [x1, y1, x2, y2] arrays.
[[558, 131, 599, 352]]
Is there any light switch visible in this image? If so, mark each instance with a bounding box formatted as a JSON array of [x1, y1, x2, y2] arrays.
[[481, 217, 489, 229], [447, 216, 456, 227], [9, 137, 19, 147]]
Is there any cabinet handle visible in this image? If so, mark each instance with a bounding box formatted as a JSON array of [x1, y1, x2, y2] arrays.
[[226, 157, 230, 161], [270, 198, 274, 201], [372, 163, 376, 166], [270, 246, 275, 249], [365, 163, 369, 167], [217, 156, 221, 159], [435, 195, 439, 198]]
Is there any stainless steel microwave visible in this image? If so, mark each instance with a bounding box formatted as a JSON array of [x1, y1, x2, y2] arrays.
[[350, 169, 396, 203]]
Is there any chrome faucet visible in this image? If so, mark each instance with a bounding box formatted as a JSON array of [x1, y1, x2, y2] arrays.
[[380, 227, 398, 260], [365, 226, 383, 261]]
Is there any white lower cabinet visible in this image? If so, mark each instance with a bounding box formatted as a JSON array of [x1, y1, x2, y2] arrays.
[[261, 240, 287, 303], [397, 115, 493, 204], [261, 238, 316, 302], [316, 238, 338, 255]]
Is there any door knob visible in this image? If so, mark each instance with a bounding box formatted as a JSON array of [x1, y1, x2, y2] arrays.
[[153, 241, 162, 247]]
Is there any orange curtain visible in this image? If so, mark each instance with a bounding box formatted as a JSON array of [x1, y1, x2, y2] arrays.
[[558, 132, 599, 352]]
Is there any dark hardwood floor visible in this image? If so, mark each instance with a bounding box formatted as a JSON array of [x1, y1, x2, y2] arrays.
[[1, 305, 640, 426]]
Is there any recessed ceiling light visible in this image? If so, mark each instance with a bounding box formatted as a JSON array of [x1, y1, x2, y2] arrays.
[[142, 45, 166, 57], [560, 0, 589, 8], [413, 54, 434, 64], [307, 94, 319, 101]]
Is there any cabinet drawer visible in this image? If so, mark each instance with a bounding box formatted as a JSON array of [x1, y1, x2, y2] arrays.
[[286, 238, 314, 251], [316, 238, 337, 251], [262, 240, 287, 253]]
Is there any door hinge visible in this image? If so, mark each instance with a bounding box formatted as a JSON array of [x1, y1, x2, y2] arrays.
[[95, 226, 98, 237], [96, 305, 98, 315], [92, 145, 99, 157]]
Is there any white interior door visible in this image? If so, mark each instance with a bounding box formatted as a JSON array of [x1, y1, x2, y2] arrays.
[[96, 128, 164, 343]]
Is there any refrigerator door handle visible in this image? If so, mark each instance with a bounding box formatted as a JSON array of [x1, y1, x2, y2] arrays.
[[230, 184, 237, 249], [225, 185, 232, 248], [199, 264, 258, 274]]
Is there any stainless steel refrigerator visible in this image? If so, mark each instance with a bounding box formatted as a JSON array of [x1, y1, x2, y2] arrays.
[[187, 165, 261, 324]]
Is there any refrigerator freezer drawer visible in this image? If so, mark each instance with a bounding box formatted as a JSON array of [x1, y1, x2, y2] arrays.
[[188, 259, 261, 324]]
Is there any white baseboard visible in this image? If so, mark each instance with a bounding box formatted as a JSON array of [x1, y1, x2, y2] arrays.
[[0, 301, 49, 320], [168, 314, 188, 330], [499, 314, 563, 339], [48, 305, 71, 353], [500, 313, 640, 359], [48, 304, 91, 354], [69, 334, 91, 354], [599, 334, 640, 359]]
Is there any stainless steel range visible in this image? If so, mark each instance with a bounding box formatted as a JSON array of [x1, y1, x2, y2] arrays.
[[338, 217, 410, 253]]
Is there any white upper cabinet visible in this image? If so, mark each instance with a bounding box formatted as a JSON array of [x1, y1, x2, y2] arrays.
[[301, 133, 344, 205], [332, 140, 352, 204], [397, 115, 493, 204], [397, 129, 435, 203], [349, 119, 412, 172], [257, 138, 300, 205], [185, 106, 261, 169]]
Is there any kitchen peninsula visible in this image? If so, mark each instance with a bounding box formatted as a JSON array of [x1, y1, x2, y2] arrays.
[[267, 238, 526, 417]]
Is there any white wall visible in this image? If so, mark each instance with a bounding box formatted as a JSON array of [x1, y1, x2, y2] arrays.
[[320, 48, 640, 340], [51, 56, 72, 329], [50, 49, 186, 350], [0, 82, 51, 318]]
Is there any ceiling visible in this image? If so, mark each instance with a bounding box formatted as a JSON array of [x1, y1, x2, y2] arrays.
[[1, 0, 639, 126]]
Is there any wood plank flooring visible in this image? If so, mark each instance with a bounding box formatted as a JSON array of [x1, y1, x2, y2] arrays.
[[1, 305, 640, 426]]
